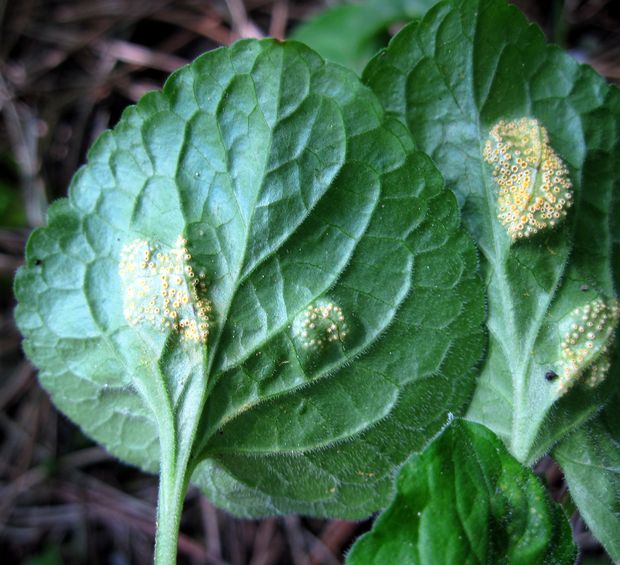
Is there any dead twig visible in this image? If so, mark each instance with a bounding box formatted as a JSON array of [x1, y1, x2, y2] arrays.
[[0, 75, 47, 227], [283, 515, 308, 565], [201, 494, 223, 559], [250, 517, 284, 565], [151, 8, 232, 45], [269, 0, 289, 39], [95, 39, 189, 73], [225, 0, 265, 39], [308, 520, 359, 565], [0, 361, 34, 412]]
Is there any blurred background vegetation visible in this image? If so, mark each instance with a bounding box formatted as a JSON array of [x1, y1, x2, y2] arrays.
[[1, 1, 619, 563]]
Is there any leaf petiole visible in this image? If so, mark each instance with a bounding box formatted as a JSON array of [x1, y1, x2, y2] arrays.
[[154, 446, 193, 564]]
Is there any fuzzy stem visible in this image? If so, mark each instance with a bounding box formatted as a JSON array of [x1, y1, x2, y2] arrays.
[[154, 455, 190, 565]]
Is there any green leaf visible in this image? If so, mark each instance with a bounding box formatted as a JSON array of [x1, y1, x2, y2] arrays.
[[346, 419, 576, 565], [14, 38, 484, 520], [554, 398, 620, 560], [292, 0, 439, 73], [364, 0, 620, 464], [552, 179, 620, 560]]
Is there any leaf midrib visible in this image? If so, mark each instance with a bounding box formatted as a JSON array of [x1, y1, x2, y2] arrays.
[[204, 54, 280, 381], [468, 5, 567, 461], [204, 64, 352, 384]]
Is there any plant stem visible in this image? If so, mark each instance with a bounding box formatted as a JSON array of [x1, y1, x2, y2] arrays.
[[154, 452, 191, 565]]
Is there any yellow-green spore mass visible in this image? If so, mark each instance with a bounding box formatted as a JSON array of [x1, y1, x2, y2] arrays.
[[483, 117, 573, 241], [119, 235, 211, 343], [292, 298, 348, 351], [557, 297, 620, 394], [585, 354, 611, 389]]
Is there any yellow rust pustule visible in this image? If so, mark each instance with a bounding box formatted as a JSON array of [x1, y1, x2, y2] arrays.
[[483, 117, 573, 241], [119, 235, 211, 343], [556, 297, 620, 395], [292, 298, 349, 351]]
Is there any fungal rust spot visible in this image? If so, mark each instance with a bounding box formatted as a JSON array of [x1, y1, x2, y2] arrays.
[[118, 235, 211, 343], [483, 117, 573, 241], [557, 297, 620, 394], [292, 298, 349, 351]]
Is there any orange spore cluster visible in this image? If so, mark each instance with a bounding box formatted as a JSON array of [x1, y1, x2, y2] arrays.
[[483, 117, 572, 241]]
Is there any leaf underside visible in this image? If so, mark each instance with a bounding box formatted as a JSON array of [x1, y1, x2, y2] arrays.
[[14, 39, 484, 518], [552, 175, 620, 560], [364, 0, 620, 465], [346, 419, 576, 565], [554, 398, 620, 561]]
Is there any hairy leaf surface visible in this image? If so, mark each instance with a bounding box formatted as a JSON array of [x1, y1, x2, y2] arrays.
[[14, 39, 484, 518], [347, 419, 576, 565], [551, 181, 620, 560], [364, 0, 620, 464], [554, 398, 620, 560]]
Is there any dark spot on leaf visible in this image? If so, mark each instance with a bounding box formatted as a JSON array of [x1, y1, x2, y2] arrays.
[[34, 259, 42, 266], [545, 370, 558, 382]]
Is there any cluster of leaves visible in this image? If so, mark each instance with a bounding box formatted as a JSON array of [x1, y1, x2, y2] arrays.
[[14, 0, 620, 562]]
